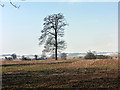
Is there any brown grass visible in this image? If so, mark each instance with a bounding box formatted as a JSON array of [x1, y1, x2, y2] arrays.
[[2, 59, 119, 88]]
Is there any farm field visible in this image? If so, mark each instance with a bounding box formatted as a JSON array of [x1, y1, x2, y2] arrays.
[[1, 59, 119, 89]]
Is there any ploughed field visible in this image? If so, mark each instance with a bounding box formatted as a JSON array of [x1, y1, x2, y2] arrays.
[[1, 59, 119, 88]]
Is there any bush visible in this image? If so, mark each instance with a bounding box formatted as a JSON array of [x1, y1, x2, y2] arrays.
[[21, 55, 31, 61], [84, 51, 96, 59], [96, 55, 108, 59]]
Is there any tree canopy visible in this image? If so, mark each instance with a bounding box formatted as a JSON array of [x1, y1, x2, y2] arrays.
[[39, 13, 68, 60]]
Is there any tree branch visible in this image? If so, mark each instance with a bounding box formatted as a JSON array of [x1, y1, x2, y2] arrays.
[[0, 0, 21, 8], [47, 31, 55, 36], [0, 3, 4, 7], [10, 1, 20, 8], [0, 1, 4, 7]]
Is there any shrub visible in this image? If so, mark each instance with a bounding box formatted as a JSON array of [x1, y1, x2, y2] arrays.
[[96, 55, 108, 59], [84, 51, 96, 59]]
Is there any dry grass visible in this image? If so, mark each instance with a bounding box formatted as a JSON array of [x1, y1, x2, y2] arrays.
[[2, 59, 77, 65], [68, 59, 118, 68], [2, 59, 119, 88]]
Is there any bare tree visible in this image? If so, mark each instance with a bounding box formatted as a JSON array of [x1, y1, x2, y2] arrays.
[[39, 13, 68, 60]]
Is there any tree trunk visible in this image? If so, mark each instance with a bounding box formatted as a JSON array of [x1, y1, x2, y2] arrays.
[[55, 32, 57, 60], [55, 17, 58, 60]]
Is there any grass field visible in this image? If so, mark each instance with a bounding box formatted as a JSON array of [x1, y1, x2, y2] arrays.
[[1, 59, 119, 89]]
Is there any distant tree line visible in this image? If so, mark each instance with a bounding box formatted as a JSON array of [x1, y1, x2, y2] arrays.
[[4, 53, 67, 61], [4, 51, 114, 61], [84, 51, 112, 59], [5, 53, 17, 60], [21, 54, 47, 61]]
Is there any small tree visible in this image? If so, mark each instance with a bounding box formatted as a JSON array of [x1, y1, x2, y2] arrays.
[[61, 53, 67, 60], [11, 53, 17, 60], [22, 55, 26, 60], [84, 51, 96, 59], [34, 55, 38, 60]]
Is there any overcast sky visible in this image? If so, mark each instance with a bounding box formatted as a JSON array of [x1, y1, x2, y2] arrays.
[[0, 2, 118, 55]]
